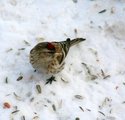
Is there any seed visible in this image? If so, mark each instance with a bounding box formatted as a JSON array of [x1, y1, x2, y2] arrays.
[[36, 84, 42, 94]]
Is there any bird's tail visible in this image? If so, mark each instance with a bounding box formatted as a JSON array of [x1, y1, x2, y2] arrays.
[[69, 38, 86, 47]]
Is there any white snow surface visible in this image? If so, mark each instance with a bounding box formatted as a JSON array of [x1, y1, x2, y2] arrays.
[[0, 0, 125, 120]]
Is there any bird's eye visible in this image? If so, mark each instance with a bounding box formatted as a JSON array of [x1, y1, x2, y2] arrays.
[[47, 42, 55, 50]]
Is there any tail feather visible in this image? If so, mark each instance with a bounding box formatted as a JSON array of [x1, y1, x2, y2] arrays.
[[70, 38, 86, 47]]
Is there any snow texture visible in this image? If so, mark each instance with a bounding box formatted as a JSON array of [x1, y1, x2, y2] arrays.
[[0, 0, 125, 120]]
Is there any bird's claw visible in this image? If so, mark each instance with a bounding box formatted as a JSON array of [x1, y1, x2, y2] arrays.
[[45, 76, 56, 84]]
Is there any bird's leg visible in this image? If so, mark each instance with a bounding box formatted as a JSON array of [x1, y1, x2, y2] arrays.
[[45, 75, 56, 84]]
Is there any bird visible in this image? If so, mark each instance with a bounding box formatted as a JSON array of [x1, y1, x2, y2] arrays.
[[30, 38, 86, 84]]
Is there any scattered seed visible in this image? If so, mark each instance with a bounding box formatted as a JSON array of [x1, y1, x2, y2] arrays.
[[109, 109, 112, 114], [21, 116, 25, 120], [18, 48, 25, 50], [98, 111, 105, 116], [30, 97, 34, 102], [45, 98, 51, 103], [61, 78, 69, 83], [73, 0, 78, 3], [11, 110, 20, 114], [122, 101, 125, 104], [101, 69, 105, 77], [123, 82, 125, 85], [36, 84, 42, 94], [75, 117, 80, 120], [103, 75, 110, 79], [14, 105, 18, 109], [86, 108, 91, 112], [64, 33, 68, 37], [5, 77, 8, 83], [52, 104, 56, 111], [44, 105, 47, 107], [79, 106, 84, 112], [24, 40, 30, 46], [34, 112, 37, 115], [74, 28, 77, 35], [32, 116, 39, 120], [115, 86, 119, 90], [99, 9, 107, 13], [82, 63, 91, 74], [74, 95, 83, 100], [50, 91, 56, 96], [13, 92, 22, 101], [91, 75, 98, 80], [17, 76, 23, 81], [6, 48, 13, 52], [3, 102, 11, 109]]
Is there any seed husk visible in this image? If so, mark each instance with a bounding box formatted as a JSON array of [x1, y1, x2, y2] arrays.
[[74, 95, 83, 100], [36, 84, 42, 94], [17, 76, 23, 81], [99, 9, 106, 13], [52, 104, 56, 111]]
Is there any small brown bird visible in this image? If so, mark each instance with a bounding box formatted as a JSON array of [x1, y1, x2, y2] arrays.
[[30, 38, 85, 83]]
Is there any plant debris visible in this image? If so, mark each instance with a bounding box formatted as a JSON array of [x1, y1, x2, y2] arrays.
[[17, 76, 23, 81], [99, 9, 107, 14], [36, 84, 42, 94]]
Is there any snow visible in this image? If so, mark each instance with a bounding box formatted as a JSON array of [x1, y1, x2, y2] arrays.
[[0, 0, 125, 120]]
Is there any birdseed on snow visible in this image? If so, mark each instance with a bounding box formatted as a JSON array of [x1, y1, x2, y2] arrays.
[[23, 40, 31, 46], [11, 110, 20, 114], [5, 77, 8, 83], [21, 116, 25, 120], [6, 48, 13, 52], [52, 104, 56, 111], [79, 106, 84, 112], [17, 76, 23, 81], [74, 95, 84, 100], [36, 84, 42, 94]]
